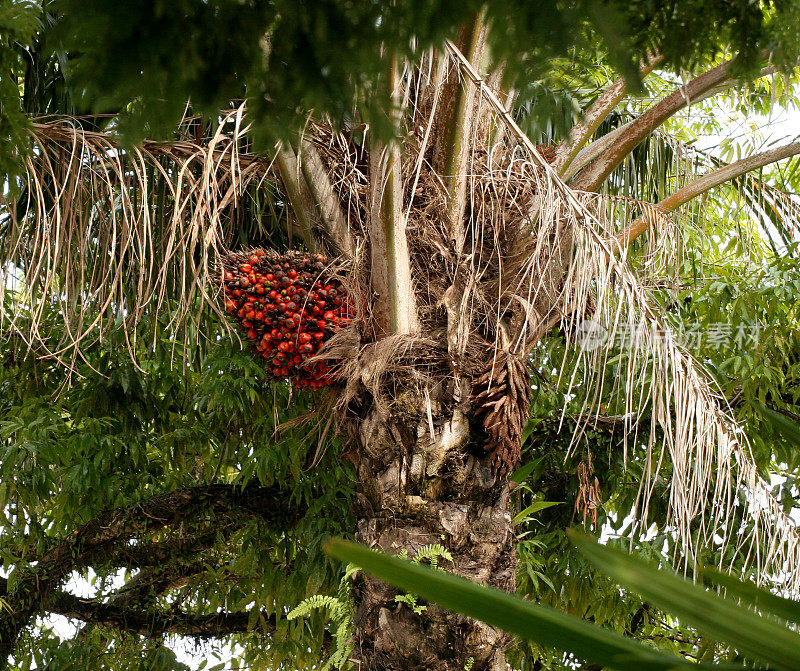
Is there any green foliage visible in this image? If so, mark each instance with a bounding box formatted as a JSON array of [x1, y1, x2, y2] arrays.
[[13, 0, 795, 150], [403, 543, 454, 569], [331, 534, 800, 670], [671, 247, 800, 473], [52, 0, 275, 144], [2, 2, 800, 669], [287, 561, 361, 671], [0, 0, 40, 177], [0, 304, 355, 668], [394, 544, 454, 615], [23, 635, 193, 671], [572, 532, 800, 670], [288, 593, 353, 670]]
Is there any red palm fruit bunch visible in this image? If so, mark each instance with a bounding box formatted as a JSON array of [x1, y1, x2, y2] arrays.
[[219, 249, 351, 390]]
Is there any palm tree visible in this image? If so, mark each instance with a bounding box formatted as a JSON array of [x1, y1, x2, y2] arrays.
[[3, 8, 800, 669]]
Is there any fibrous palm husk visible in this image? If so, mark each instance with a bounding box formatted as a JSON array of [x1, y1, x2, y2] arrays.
[[471, 351, 530, 475]]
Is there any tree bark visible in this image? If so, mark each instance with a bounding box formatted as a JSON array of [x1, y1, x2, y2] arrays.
[[349, 376, 515, 670]]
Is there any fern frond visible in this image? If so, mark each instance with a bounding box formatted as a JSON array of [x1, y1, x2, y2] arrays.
[[395, 592, 427, 615], [287, 594, 347, 622], [412, 544, 454, 569]]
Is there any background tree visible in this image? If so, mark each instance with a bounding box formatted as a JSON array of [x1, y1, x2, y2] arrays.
[[3, 1, 800, 669]]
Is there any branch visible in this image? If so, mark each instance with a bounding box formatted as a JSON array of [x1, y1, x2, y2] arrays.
[[0, 484, 299, 665], [566, 59, 764, 190], [687, 64, 777, 108], [615, 141, 800, 245], [766, 404, 800, 425], [13, 504, 248, 572], [101, 529, 224, 569], [106, 562, 209, 610], [48, 591, 276, 639], [553, 53, 663, 176], [572, 412, 641, 429], [1, 563, 325, 645], [74, 558, 290, 645]]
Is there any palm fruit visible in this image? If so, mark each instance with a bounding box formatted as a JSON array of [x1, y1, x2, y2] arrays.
[[219, 249, 351, 389]]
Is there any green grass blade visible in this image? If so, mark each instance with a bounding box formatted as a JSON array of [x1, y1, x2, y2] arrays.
[[571, 531, 800, 670], [702, 567, 800, 625], [326, 539, 719, 671], [748, 400, 800, 447]]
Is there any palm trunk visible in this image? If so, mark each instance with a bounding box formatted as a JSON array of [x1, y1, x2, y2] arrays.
[[349, 376, 515, 670], [278, 47, 533, 668]]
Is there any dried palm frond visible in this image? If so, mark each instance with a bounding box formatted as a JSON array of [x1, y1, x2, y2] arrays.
[[575, 452, 601, 528], [0, 107, 272, 370], [446, 41, 800, 588], [559, 221, 800, 584]]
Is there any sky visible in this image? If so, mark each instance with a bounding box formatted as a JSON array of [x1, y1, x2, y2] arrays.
[[696, 103, 800, 155]]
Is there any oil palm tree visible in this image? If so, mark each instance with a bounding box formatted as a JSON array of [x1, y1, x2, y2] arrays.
[[3, 5, 800, 669]]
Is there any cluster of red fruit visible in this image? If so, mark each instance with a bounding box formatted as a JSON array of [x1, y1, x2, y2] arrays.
[[220, 249, 351, 389]]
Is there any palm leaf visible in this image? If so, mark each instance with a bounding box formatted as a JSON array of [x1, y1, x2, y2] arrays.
[[702, 567, 800, 625], [326, 538, 714, 671], [571, 531, 800, 671]]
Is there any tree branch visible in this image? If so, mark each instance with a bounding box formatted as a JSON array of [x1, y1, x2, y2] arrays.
[[48, 591, 276, 639], [101, 529, 225, 569], [75, 559, 290, 645], [615, 141, 800, 245], [13, 505, 248, 574], [107, 562, 209, 609], [553, 53, 663, 176], [0, 484, 299, 665], [567, 59, 751, 190]]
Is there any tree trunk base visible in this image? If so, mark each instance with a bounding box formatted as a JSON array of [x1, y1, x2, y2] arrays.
[[349, 379, 516, 670]]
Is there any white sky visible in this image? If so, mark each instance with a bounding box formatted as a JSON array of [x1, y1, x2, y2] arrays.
[[695, 96, 800, 155]]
